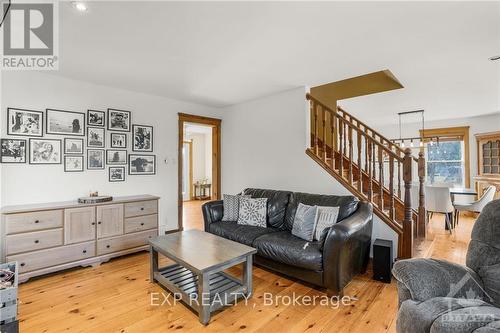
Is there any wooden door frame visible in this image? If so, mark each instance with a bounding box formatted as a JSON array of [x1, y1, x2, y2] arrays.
[[182, 140, 194, 200], [178, 113, 221, 231]]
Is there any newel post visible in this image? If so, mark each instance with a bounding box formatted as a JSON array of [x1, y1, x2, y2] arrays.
[[401, 148, 414, 259], [417, 151, 426, 238]]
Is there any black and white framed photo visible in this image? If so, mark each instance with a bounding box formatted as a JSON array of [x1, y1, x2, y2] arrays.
[[1, 139, 26, 163], [64, 138, 84, 154], [109, 167, 126, 182], [107, 109, 131, 132], [87, 110, 105, 127], [46, 109, 85, 136], [129, 154, 155, 175], [106, 149, 127, 165], [132, 124, 153, 152], [87, 149, 105, 170], [64, 156, 84, 172], [110, 132, 127, 148], [87, 127, 105, 148], [7, 108, 43, 137], [29, 139, 62, 164]]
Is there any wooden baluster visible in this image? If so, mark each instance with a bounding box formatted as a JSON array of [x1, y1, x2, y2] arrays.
[[330, 111, 335, 169], [378, 146, 384, 211], [417, 151, 426, 238], [314, 103, 319, 156], [310, 100, 315, 149], [322, 109, 327, 163], [367, 139, 373, 202], [348, 126, 353, 185], [338, 118, 344, 175], [397, 160, 402, 198], [343, 122, 347, 160], [389, 155, 395, 220], [402, 148, 414, 259], [357, 131, 362, 192], [372, 137, 376, 184], [364, 128, 369, 171]]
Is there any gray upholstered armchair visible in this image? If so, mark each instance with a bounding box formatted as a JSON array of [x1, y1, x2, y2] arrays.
[[393, 199, 500, 333]]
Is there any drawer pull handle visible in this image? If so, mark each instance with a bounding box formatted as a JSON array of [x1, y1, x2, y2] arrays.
[[83, 250, 87, 254], [98, 221, 102, 225], [106, 245, 110, 248], [91, 222, 96, 225], [140, 207, 145, 211], [34, 220, 40, 224], [20, 263, 25, 267], [140, 223, 144, 226], [34, 240, 39, 244]]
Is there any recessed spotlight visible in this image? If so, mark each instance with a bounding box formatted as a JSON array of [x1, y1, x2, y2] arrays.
[[72, 2, 87, 12], [489, 55, 500, 61]]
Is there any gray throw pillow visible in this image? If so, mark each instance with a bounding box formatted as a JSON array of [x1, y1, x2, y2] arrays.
[[314, 206, 339, 242], [292, 203, 319, 241], [237, 197, 267, 227], [222, 194, 249, 221]]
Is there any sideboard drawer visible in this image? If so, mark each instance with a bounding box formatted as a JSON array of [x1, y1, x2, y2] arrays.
[[124, 200, 157, 218], [5, 210, 63, 235], [97, 229, 157, 255], [7, 241, 96, 273], [6, 228, 63, 255], [124, 214, 157, 233]]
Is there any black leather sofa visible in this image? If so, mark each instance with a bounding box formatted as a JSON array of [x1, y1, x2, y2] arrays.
[[202, 188, 373, 295]]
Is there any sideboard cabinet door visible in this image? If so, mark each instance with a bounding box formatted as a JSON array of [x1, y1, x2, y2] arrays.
[[64, 207, 96, 244], [97, 204, 124, 239]]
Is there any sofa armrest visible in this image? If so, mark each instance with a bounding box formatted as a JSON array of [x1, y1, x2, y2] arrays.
[[392, 258, 486, 304], [202, 200, 224, 231], [322, 201, 373, 294]]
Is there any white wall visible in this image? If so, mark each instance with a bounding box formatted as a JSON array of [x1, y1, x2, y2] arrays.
[[185, 132, 208, 183], [221, 87, 398, 258], [0, 71, 221, 233]]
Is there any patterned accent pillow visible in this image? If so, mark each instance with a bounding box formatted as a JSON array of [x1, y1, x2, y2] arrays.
[[222, 194, 250, 221], [314, 206, 340, 242], [291, 203, 319, 241], [237, 197, 267, 227]]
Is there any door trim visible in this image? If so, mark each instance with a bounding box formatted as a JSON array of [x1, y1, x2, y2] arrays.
[[183, 140, 194, 200], [178, 113, 221, 231]]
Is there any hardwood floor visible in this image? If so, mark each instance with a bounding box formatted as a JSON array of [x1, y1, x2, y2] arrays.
[[182, 200, 210, 230], [17, 212, 475, 332]]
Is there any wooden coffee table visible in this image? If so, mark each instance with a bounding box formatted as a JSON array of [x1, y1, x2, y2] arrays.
[[148, 230, 257, 325]]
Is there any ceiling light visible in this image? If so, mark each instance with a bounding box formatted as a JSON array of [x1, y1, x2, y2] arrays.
[[72, 2, 87, 12], [489, 55, 500, 61]]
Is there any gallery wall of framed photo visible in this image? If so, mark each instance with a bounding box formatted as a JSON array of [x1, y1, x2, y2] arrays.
[[1, 107, 156, 182]]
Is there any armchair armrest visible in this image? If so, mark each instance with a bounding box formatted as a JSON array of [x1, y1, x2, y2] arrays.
[[392, 258, 486, 304], [322, 201, 373, 294], [202, 200, 224, 231]]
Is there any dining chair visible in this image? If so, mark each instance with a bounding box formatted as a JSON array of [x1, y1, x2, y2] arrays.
[[453, 186, 496, 225], [425, 185, 454, 233]]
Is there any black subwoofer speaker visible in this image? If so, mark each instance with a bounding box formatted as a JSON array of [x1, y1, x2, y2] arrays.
[[372, 238, 393, 283]]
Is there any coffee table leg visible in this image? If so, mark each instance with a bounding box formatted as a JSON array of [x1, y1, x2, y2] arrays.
[[149, 245, 158, 283], [197, 272, 210, 325], [243, 254, 253, 297]]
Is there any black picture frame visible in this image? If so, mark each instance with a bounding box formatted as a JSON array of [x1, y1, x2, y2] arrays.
[[46, 109, 85, 136], [87, 126, 105, 148], [87, 149, 105, 170], [29, 138, 62, 165], [64, 156, 84, 172], [1, 138, 27, 163], [110, 132, 127, 148], [109, 167, 126, 182], [128, 154, 156, 175], [64, 138, 84, 154], [106, 149, 127, 165], [107, 108, 131, 132], [7, 107, 43, 137], [87, 109, 105, 127], [132, 124, 153, 152]]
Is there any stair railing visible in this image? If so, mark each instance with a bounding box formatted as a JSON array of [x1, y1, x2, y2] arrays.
[[306, 93, 426, 259]]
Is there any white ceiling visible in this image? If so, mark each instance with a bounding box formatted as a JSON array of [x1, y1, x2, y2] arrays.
[[55, 1, 500, 124]]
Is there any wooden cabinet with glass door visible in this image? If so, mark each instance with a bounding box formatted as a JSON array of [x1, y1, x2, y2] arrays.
[[475, 131, 500, 199]]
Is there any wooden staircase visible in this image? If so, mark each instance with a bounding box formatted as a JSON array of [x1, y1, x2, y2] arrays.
[[306, 93, 426, 259]]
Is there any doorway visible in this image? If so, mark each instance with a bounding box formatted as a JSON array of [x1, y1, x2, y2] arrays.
[[178, 113, 221, 231]]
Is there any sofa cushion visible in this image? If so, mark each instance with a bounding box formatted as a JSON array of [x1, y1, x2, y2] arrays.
[[243, 188, 292, 229], [291, 203, 318, 241], [237, 197, 267, 228], [252, 231, 323, 271], [208, 221, 279, 246], [284, 192, 359, 230]]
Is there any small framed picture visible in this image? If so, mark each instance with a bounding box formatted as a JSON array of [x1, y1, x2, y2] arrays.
[[1, 139, 27, 163], [64, 138, 84, 154], [109, 167, 126, 182], [87, 110, 105, 127], [29, 139, 62, 164], [7, 108, 43, 137], [46, 109, 85, 136], [106, 149, 127, 165], [64, 156, 84, 172], [107, 108, 131, 132], [110, 132, 127, 148], [87, 127, 105, 148], [129, 154, 155, 175], [87, 149, 105, 170], [132, 124, 153, 152]]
